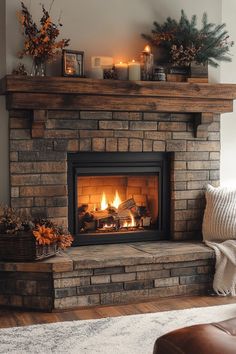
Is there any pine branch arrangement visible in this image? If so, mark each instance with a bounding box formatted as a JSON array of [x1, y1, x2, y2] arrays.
[[142, 10, 234, 67]]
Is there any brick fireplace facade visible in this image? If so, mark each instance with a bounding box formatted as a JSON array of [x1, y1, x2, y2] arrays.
[[9, 108, 220, 241], [1, 76, 236, 310]]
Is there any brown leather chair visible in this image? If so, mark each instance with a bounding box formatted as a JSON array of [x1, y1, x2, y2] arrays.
[[153, 317, 236, 354]]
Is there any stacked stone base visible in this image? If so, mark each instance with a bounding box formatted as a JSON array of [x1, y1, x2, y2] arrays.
[[0, 242, 215, 311]]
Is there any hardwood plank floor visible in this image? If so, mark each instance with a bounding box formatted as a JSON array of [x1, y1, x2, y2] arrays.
[[0, 295, 235, 329]]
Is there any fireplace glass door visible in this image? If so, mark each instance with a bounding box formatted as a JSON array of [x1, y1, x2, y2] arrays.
[[68, 152, 170, 245]]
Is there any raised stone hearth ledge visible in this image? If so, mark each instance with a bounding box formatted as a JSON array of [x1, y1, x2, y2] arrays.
[[0, 242, 215, 311], [2, 75, 236, 138]]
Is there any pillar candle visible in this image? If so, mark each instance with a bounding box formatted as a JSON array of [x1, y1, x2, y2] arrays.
[[115, 62, 128, 80], [128, 60, 141, 81], [91, 67, 104, 79]]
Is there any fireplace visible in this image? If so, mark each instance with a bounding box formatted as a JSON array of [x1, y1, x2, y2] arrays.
[[68, 152, 170, 245], [3, 77, 235, 244]]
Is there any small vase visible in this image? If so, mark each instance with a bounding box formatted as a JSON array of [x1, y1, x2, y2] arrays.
[[31, 57, 46, 76]]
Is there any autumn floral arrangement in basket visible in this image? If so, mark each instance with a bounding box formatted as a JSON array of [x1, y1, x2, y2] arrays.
[[17, 1, 70, 76], [0, 206, 73, 261]]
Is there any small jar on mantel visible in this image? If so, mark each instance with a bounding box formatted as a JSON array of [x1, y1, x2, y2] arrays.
[[153, 66, 166, 81]]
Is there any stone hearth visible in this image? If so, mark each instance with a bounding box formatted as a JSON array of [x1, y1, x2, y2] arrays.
[[0, 242, 214, 311], [1, 76, 236, 310]]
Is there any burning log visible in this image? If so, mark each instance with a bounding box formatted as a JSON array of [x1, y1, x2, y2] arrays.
[[118, 198, 136, 211], [91, 209, 110, 221], [78, 204, 89, 215], [84, 220, 97, 232], [116, 209, 131, 221]]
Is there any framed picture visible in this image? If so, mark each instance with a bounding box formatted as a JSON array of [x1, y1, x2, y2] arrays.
[[62, 50, 84, 77]]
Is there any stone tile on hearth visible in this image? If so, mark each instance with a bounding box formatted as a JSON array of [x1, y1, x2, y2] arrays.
[[68, 243, 155, 269]]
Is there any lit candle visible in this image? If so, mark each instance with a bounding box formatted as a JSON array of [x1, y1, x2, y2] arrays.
[[141, 45, 154, 81], [115, 62, 128, 80], [128, 60, 141, 81]]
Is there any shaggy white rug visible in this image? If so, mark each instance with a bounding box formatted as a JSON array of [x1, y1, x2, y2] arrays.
[[0, 303, 236, 354]]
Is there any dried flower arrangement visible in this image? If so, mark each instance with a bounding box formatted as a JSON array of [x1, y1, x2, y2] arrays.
[[142, 10, 234, 68], [0, 206, 73, 251], [17, 1, 70, 74]]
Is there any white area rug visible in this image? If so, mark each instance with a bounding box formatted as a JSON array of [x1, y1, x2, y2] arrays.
[[0, 303, 236, 354]]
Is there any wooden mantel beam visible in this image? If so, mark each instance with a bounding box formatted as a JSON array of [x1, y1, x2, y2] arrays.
[[1, 75, 236, 138], [2, 75, 236, 100]]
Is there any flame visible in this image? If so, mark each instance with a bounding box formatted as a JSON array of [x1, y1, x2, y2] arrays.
[[103, 223, 115, 229], [101, 192, 108, 210], [123, 212, 136, 228], [130, 212, 136, 227], [144, 45, 151, 53], [112, 190, 122, 209]]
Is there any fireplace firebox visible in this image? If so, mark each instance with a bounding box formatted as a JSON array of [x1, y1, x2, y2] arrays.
[[68, 152, 170, 245]]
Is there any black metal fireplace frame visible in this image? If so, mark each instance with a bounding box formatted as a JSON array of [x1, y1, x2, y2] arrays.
[[68, 152, 170, 246]]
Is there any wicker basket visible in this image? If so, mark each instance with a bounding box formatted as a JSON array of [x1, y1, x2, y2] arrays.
[[0, 232, 59, 262]]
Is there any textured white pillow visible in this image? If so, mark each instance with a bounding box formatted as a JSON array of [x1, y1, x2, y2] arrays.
[[202, 184, 236, 241]]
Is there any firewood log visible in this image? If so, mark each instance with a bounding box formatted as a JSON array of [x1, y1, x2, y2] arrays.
[[78, 204, 88, 215], [118, 198, 136, 211], [92, 209, 109, 221], [116, 209, 131, 220]]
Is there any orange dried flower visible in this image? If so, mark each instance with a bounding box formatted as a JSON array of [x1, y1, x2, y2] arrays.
[[33, 225, 57, 245], [18, 2, 70, 62], [57, 233, 74, 250]]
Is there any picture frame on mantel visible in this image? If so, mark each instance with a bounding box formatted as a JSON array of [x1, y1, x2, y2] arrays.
[[62, 49, 84, 77]]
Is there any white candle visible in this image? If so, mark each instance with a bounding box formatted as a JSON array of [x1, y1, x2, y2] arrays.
[[128, 60, 141, 81], [91, 67, 104, 79], [115, 62, 128, 80]]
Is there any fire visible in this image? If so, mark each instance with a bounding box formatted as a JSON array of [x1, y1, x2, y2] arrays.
[[100, 190, 122, 210], [101, 192, 108, 210], [112, 190, 122, 209], [123, 212, 136, 228], [103, 223, 115, 229], [130, 212, 136, 227]]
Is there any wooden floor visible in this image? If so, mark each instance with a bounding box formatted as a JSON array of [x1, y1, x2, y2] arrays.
[[0, 295, 235, 329]]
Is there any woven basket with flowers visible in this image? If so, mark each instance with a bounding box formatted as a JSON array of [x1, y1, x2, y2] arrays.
[[0, 206, 73, 262]]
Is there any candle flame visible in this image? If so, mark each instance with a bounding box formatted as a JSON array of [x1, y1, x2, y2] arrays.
[[144, 45, 151, 53], [112, 190, 122, 209], [132, 59, 135, 63], [101, 192, 108, 210]]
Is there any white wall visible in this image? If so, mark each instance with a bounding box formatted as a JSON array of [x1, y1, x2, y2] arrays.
[[5, 0, 221, 79], [220, 0, 236, 185], [1, 0, 233, 202]]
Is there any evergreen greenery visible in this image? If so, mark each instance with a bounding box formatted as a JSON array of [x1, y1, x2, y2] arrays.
[[142, 10, 234, 67]]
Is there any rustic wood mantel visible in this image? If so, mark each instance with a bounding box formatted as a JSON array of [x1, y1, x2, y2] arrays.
[[1, 75, 236, 138]]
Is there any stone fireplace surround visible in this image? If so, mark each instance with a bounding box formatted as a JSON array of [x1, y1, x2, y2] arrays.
[[2, 76, 235, 242], [1, 76, 236, 310]]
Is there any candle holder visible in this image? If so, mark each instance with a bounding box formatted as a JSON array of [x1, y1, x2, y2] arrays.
[[141, 45, 154, 81]]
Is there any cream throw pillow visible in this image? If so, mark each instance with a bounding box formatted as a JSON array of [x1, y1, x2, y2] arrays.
[[202, 184, 236, 241]]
